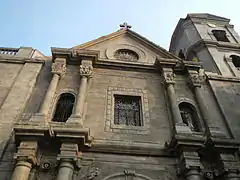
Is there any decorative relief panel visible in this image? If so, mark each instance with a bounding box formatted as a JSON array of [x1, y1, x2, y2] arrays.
[[106, 44, 146, 62], [105, 87, 150, 134], [114, 49, 139, 61]]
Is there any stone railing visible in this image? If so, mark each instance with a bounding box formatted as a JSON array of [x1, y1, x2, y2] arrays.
[[0, 47, 19, 55]]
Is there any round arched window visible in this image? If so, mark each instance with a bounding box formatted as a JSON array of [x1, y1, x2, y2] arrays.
[[52, 93, 75, 122], [114, 49, 139, 61]]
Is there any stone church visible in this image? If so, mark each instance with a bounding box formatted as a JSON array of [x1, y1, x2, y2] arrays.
[[0, 13, 239, 180]]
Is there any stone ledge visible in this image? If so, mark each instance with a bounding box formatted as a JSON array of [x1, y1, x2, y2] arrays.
[[0, 55, 45, 64], [13, 121, 92, 148], [88, 139, 172, 156], [207, 73, 240, 82]]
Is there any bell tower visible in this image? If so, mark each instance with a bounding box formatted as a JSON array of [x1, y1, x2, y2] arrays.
[[169, 13, 240, 77]]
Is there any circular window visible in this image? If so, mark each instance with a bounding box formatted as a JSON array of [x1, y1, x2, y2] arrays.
[[114, 49, 139, 61]]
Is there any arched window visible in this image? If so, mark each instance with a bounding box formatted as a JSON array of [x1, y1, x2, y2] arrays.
[[178, 49, 185, 60], [179, 102, 200, 132], [52, 93, 75, 122], [230, 55, 240, 69]]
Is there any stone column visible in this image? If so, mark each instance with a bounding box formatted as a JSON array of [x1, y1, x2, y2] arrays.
[[179, 150, 202, 180], [56, 143, 80, 180], [162, 68, 191, 134], [68, 61, 93, 124], [188, 70, 225, 136], [38, 57, 66, 117], [11, 141, 38, 180]]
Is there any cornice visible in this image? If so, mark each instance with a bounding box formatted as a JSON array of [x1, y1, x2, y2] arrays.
[[51, 47, 100, 64], [87, 139, 173, 156], [155, 58, 179, 69], [206, 73, 240, 82], [13, 121, 92, 148], [0, 55, 45, 64], [182, 60, 202, 71], [187, 39, 240, 55], [96, 59, 156, 71]]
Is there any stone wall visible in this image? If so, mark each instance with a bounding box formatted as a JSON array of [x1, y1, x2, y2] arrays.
[[209, 79, 240, 139]]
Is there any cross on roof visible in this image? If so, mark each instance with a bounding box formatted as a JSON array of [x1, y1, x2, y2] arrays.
[[120, 22, 132, 30]]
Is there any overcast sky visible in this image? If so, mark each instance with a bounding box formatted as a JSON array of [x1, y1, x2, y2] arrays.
[[1, 1, 240, 55]]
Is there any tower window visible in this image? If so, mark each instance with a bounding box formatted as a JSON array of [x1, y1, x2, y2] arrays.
[[230, 55, 240, 69], [179, 102, 200, 132], [178, 49, 185, 60], [114, 95, 142, 126], [212, 30, 230, 42], [52, 93, 75, 122]]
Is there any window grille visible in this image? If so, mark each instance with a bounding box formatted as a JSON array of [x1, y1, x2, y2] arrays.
[[114, 95, 142, 126], [52, 93, 75, 122]]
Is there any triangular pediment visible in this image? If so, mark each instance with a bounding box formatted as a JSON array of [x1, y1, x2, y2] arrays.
[[72, 29, 180, 64]]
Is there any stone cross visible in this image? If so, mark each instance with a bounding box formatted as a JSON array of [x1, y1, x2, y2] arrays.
[[120, 22, 132, 29]]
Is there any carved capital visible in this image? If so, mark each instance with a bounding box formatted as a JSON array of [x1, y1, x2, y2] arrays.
[[188, 72, 205, 87], [220, 153, 240, 174], [51, 57, 66, 76], [163, 70, 175, 85], [80, 64, 93, 77], [14, 141, 38, 165], [179, 150, 202, 175], [57, 143, 81, 163]]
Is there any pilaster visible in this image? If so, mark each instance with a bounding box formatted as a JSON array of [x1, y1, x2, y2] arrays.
[[162, 68, 192, 134], [31, 57, 66, 122], [187, 70, 226, 137], [68, 60, 93, 125]]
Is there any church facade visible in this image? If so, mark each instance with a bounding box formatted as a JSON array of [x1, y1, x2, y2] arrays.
[[0, 13, 240, 180]]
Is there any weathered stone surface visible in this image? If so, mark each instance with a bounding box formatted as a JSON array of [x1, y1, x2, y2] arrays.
[[1, 13, 240, 180]]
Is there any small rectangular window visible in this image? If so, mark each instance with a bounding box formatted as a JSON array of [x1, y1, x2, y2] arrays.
[[212, 30, 230, 42], [114, 95, 142, 126]]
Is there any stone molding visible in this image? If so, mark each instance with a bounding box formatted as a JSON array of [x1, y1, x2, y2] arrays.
[[80, 64, 93, 77], [90, 139, 169, 156], [51, 57, 66, 76], [105, 86, 150, 134], [14, 141, 38, 165], [207, 73, 240, 82], [0, 55, 45, 64], [13, 121, 93, 147], [187, 39, 240, 58]]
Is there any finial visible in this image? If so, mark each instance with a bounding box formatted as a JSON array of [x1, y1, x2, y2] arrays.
[[120, 22, 132, 30]]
